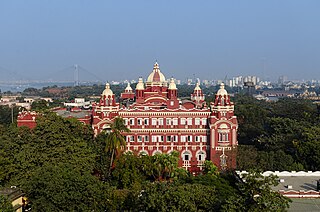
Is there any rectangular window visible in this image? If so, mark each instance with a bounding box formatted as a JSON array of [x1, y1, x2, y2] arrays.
[[187, 135, 192, 142], [138, 135, 142, 142], [201, 118, 207, 125], [144, 119, 149, 125], [195, 118, 200, 125], [181, 136, 186, 142], [167, 135, 171, 142], [137, 119, 142, 125], [202, 136, 207, 142], [219, 133, 228, 142], [124, 119, 128, 125], [195, 136, 199, 142], [129, 118, 135, 125], [184, 154, 189, 161], [166, 118, 171, 125], [152, 118, 157, 125], [158, 118, 164, 125], [160, 136, 164, 142], [152, 136, 157, 142], [144, 135, 149, 142], [130, 136, 134, 142], [187, 118, 192, 125], [181, 118, 186, 125], [173, 135, 177, 142], [173, 118, 178, 126]]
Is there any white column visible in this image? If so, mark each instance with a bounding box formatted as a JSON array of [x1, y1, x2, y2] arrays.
[[232, 129, 236, 146], [211, 128, 215, 148]]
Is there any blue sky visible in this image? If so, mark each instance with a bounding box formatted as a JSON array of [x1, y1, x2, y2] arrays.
[[0, 0, 320, 82]]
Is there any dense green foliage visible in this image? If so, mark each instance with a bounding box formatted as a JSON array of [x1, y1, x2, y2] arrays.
[[222, 171, 291, 212], [0, 110, 291, 210], [235, 94, 320, 171], [0, 194, 15, 212], [24, 164, 106, 211], [3, 93, 312, 211], [0, 105, 20, 125], [0, 113, 95, 187]]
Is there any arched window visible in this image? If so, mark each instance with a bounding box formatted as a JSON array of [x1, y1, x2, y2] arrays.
[[152, 150, 162, 156], [196, 151, 206, 161], [139, 150, 148, 156], [182, 151, 192, 161]]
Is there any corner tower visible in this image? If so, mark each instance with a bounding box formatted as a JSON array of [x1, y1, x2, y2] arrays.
[[209, 83, 238, 170]]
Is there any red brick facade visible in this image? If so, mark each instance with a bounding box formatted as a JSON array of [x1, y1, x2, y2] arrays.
[[92, 62, 238, 172]]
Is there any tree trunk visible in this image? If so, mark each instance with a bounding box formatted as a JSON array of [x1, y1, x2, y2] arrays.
[[108, 149, 115, 179]]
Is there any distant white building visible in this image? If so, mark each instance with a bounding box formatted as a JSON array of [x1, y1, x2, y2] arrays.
[[64, 98, 91, 108]]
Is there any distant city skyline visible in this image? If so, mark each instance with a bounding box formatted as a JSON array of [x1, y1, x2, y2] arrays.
[[1, 1, 320, 82]]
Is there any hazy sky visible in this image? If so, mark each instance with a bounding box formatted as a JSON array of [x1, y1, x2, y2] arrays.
[[1, 0, 320, 82]]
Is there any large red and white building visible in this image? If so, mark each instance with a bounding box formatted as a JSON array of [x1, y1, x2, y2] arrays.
[[92, 62, 238, 172], [18, 62, 238, 172]]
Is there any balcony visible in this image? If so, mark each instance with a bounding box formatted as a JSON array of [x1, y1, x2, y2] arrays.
[[183, 160, 191, 169]]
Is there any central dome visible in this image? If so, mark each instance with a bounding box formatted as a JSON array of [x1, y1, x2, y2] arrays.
[[147, 62, 166, 83]]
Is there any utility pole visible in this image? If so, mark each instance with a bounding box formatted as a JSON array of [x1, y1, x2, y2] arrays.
[[11, 104, 15, 124]]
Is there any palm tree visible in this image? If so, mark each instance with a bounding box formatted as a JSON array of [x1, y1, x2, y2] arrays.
[[105, 117, 130, 178]]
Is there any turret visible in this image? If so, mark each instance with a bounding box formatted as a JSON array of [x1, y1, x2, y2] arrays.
[[121, 83, 135, 100], [191, 83, 205, 108], [167, 78, 179, 109], [168, 78, 177, 99], [211, 83, 234, 118], [136, 77, 145, 104], [100, 83, 116, 106]]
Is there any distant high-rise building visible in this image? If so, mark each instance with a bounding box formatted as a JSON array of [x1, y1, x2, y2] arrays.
[[278, 75, 288, 85]]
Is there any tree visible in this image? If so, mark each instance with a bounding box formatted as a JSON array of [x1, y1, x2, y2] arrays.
[[0, 105, 20, 125], [295, 126, 320, 170], [0, 125, 33, 186], [237, 145, 259, 171], [234, 94, 269, 145], [3, 113, 96, 186], [31, 99, 50, 111], [0, 194, 15, 212], [150, 151, 181, 181], [271, 98, 318, 122], [229, 171, 291, 212], [135, 182, 218, 211], [24, 163, 107, 211], [111, 152, 146, 189], [203, 160, 219, 176], [105, 117, 130, 178]]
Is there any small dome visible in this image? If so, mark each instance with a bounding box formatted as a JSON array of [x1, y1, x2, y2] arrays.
[[147, 62, 166, 83], [217, 83, 228, 96], [102, 83, 113, 97], [194, 82, 201, 91], [125, 83, 133, 92], [136, 77, 145, 90], [168, 78, 177, 90]]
